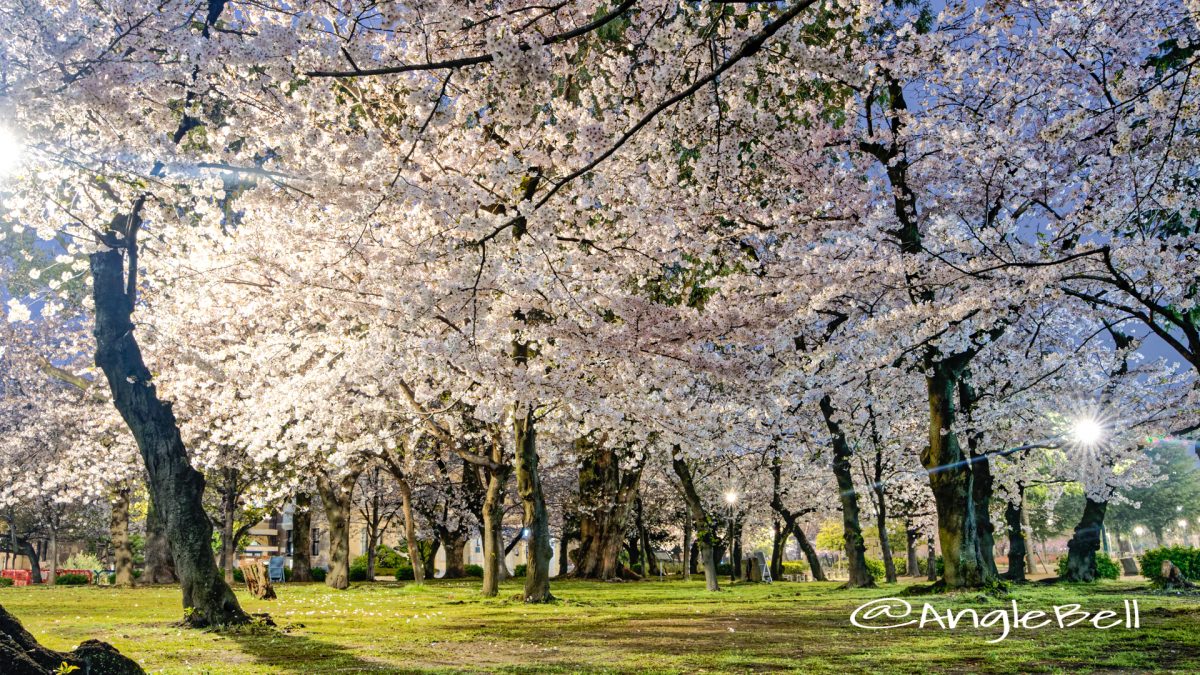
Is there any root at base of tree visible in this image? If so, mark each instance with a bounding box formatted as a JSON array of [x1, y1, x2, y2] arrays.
[[0, 603, 144, 675]]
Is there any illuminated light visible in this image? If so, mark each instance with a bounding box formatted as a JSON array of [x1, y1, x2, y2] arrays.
[[0, 127, 21, 176], [1069, 417, 1104, 447], [1134, 526, 1145, 536], [724, 491, 738, 505]]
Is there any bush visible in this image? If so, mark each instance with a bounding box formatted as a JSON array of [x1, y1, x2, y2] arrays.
[[55, 573, 90, 586], [917, 555, 945, 577], [1140, 546, 1200, 586], [1055, 551, 1121, 580], [716, 563, 732, 576], [349, 557, 368, 582], [464, 564, 484, 578], [64, 552, 103, 570], [232, 567, 245, 584], [0, 577, 13, 587], [513, 564, 527, 577], [310, 567, 327, 582], [781, 560, 809, 576], [864, 557, 886, 580]]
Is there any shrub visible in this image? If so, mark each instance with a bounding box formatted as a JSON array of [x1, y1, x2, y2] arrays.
[[864, 557, 886, 580], [716, 563, 732, 576], [0, 577, 13, 587], [55, 573, 90, 586], [232, 567, 245, 584], [916, 555, 945, 577], [781, 560, 810, 576], [64, 552, 103, 570], [375, 567, 397, 578], [464, 564, 484, 578], [1140, 546, 1200, 585], [349, 557, 368, 582], [310, 567, 327, 582], [1055, 551, 1121, 580], [513, 564, 527, 577]]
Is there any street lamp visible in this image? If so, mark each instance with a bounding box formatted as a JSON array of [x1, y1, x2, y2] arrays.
[[725, 491, 738, 582]]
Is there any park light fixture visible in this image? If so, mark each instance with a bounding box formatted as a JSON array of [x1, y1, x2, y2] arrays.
[[724, 490, 738, 505], [0, 126, 21, 176], [1068, 416, 1105, 448]]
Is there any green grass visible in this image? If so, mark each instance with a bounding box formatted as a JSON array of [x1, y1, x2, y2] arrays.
[[3, 578, 1199, 673]]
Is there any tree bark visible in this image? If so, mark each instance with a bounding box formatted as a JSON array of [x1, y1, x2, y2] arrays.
[[46, 525, 58, 586], [905, 526, 921, 577], [819, 395, 875, 588], [922, 366, 994, 588], [927, 536, 937, 581], [397, 477, 426, 583], [441, 532, 468, 578], [19, 539, 40, 586], [1064, 497, 1108, 582], [1003, 488, 1028, 583], [570, 436, 645, 580], [682, 518, 693, 581], [142, 499, 177, 585], [513, 405, 553, 603], [111, 488, 135, 587], [872, 484, 896, 583], [671, 450, 720, 591], [0, 603, 144, 675], [219, 471, 237, 585], [91, 247, 247, 626], [316, 472, 355, 590], [792, 526, 826, 581], [291, 492, 313, 582], [770, 520, 785, 580], [239, 559, 276, 600], [480, 443, 511, 597]]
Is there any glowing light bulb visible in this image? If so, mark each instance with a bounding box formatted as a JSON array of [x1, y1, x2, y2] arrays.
[[724, 491, 738, 505]]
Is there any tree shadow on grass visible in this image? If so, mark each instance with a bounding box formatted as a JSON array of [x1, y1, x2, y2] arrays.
[[217, 621, 400, 673]]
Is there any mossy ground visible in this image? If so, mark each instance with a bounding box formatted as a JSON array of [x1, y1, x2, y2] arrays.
[[2, 577, 1198, 673]]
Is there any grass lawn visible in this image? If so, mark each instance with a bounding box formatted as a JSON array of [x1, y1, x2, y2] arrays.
[[3, 577, 1199, 673]]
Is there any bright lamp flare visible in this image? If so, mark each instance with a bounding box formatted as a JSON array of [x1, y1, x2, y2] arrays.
[[724, 491, 738, 505], [0, 127, 21, 176], [1069, 417, 1104, 447]]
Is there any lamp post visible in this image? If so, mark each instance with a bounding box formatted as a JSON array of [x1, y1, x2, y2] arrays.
[[724, 491, 737, 583]]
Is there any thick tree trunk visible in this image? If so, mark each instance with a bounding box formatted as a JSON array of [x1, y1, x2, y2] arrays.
[[291, 493, 313, 582], [905, 526, 921, 577], [441, 532, 468, 578], [770, 520, 785, 580], [636, 496, 657, 578], [731, 518, 744, 581], [20, 539, 41, 585], [1064, 497, 1108, 582], [481, 451, 510, 597], [819, 395, 875, 588], [923, 368, 994, 588], [111, 488, 135, 587], [514, 406, 553, 603], [1004, 491, 1028, 583], [397, 478, 425, 584], [570, 437, 644, 580], [793, 526, 826, 581], [0, 603, 144, 674], [316, 474, 354, 590], [91, 247, 246, 626], [143, 500, 177, 584], [672, 451, 720, 591], [1022, 499, 1036, 575], [557, 514, 572, 577]]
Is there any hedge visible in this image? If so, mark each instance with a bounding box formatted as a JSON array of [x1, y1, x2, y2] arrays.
[[1055, 551, 1121, 580], [1140, 546, 1200, 586], [54, 573, 91, 586]]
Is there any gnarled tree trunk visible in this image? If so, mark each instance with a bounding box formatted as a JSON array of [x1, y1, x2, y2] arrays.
[[672, 450, 720, 591], [481, 446, 511, 597], [514, 405, 553, 603], [1064, 497, 1108, 582], [570, 436, 645, 579], [793, 526, 826, 581], [291, 492, 313, 582], [905, 525, 921, 577], [819, 396, 875, 588], [1003, 488, 1027, 583], [397, 478, 425, 584], [0, 604, 144, 675], [316, 472, 355, 590]]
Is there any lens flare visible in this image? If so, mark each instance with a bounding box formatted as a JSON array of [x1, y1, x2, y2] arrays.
[[0, 127, 21, 176], [1070, 417, 1105, 447]]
